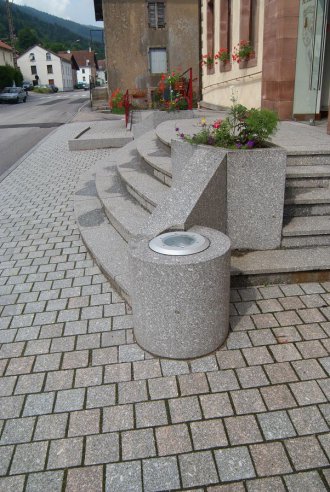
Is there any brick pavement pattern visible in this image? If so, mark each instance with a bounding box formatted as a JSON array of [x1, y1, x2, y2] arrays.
[[0, 121, 329, 491]]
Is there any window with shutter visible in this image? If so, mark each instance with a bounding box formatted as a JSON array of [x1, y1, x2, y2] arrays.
[[148, 2, 166, 29], [149, 48, 167, 73]]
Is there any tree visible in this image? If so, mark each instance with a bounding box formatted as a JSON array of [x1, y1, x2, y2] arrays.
[[0, 65, 23, 90], [17, 27, 39, 51]]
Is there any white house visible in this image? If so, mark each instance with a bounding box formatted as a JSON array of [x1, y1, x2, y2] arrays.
[[17, 45, 75, 91], [0, 41, 14, 67], [71, 50, 98, 86]]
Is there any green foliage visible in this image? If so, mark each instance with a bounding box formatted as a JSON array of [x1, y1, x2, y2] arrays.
[[180, 104, 278, 150], [0, 0, 104, 58], [0, 65, 23, 90], [17, 27, 39, 51], [33, 86, 51, 93]]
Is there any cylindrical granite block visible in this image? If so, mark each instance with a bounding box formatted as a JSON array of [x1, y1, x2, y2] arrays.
[[129, 226, 231, 359]]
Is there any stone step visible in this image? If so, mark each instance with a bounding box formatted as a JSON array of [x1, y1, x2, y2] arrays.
[[284, 203, 330, 218], [285, 187, 330, 205], [116, 144, 168, 212], [286, 165, 330, 188], [95, 161, 150, 242], [287, 152, 330, 166], [282, 216, 330, 236], [282, 235, 330, 248], [135, 129, 172, 186]]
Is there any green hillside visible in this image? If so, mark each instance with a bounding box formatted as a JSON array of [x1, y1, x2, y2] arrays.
[[0, 0, 104, 57]]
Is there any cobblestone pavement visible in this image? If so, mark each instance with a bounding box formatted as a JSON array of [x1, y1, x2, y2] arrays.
[[0, 121, 329, 491]]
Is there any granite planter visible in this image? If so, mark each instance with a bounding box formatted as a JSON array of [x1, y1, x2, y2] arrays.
[[171, 140, 286, 251], [129, 226, 231, 359]]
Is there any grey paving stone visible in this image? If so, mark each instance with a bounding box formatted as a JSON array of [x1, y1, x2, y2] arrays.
[[292, 359, 327, 380], [207, 370, 239, 392], [191, 419, 228, 449], [33, 353, 61, 372], [258, 410, 296, 440], [68, 409, 100, 437], [148, 376, 178, 399], [5, 356, 34, 376], [235, 301, 260, 315], [231, 389, 266, 414], [62, 350, 89, 369], [104, 362, 132, 383], [119, 344, 145, 362], [122, 428, 156, 460], [1, 416, 35, 444], [289, 380, 327, 405], [64, 320, 87, 336], [270, 343, 302, 362], [85, 432, 119, 465], [104, 302, 126, 316], [23, 392, 55, 416], [230, 315, 255, 331], [246, 477, 286, 492], [261, 384, 297, 410], [225, 415, 263, 445], [264, 362, 299, 384], [250, 442, 293, 476], [34, 413, 68, 441], [25, 471, 64, 492], [118, 380, 148, 404], [143, 456, 180, 492], [236, 366, 270, 388], [86, 384, 116, 408], [135, 400, 168, 428], [284, 471, 327, 492], [226, 331, 252, 349], [160, 359, 189, 376], [39, 323, 63, 339], [0, 376, 16, 397], [285, 435, 329, 470], [24, 339, 51, 356], [156, 423, 192, 456], [257, 299, 283, 313], [242, 347, 273, 365], [215, 446, 255, 481], [297, 339, 328, 358], [0, 476, 25, 492], [92, 346, 118, 365], [44, 369, 73, 391], [112, 314, 134, 330], [289, 406, 328, 435], [179, 372, 210, 396], [54, 388, 85, 412], [76, 333, 101, 350], [15, 373, 44, 395], [251, 313, 279, 329], [50, 335, 75, 353], [133, 359, 162, 380], [0, 445, 14, 475], [106, 461, 142, 492], [318, 378, 330, 400], [75, 366, 103, 387], [66, 465, 103, 492], [169, 396, 202, 423], [10, 441, 48, 474], [216, 349, 246, 369], [199, 392, 234, 418], [102, 330, 126, 347], [47, 437, 83, 469], [179, 451, 219, 488], [248, 329, 277, 346], [103, 404, 134, 432]]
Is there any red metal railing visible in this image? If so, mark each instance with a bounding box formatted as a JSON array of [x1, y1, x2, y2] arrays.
[[123, 89, 130, 128], [179, 67, 193, 110]]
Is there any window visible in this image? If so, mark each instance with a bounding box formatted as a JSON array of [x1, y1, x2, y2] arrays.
[[220, 0, 232, 71], [31, 65, 37, 75], [239, 0, 258, 66], [48, 79, 54, 85], [149, 48, 167, 73], [148, 2, 165, 28], [47, 65, 53, 74], [207, 1, 215, 58], [82, 76, 86, 81], [29, 53, 35, 61], [82, 68, 85, 74], [46, 52, 51, 61]]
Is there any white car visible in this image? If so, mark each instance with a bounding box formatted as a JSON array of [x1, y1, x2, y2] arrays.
[[0, 87, 27, 104]]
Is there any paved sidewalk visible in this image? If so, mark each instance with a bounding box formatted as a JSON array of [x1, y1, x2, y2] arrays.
[[0, 118, 329, 491]]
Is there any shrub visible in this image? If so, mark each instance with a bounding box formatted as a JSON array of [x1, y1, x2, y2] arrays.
[[0, 65, 23, 91], [109, 88, 125, 113]]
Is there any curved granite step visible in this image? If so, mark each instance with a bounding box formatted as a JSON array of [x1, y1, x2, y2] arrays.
[[285, 187, 330, 205], [116, 144, 169, 212], [136, 130, 172, 186], [74, 165, 132, 303]]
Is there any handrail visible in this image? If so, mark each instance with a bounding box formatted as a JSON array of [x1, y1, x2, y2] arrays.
[[123, 89, 130, 128], [179, 67, 193, 110]]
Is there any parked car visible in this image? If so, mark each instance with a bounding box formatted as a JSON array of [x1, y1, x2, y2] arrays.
[[22, 81, 34, 91], [75, 82, 89, 90], [48, 84, 58, 93], [35, 84, 59, 93], [0, 87, 27, 103]]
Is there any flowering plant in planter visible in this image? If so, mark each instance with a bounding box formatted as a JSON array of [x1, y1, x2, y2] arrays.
[[200, 53, 215, 68], [178, 99, 278, 149], [215, 48, 230, 63], [109, 88, 125, 114], [232, 40, 255, 63]]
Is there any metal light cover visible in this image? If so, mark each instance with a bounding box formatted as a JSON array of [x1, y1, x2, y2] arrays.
[[149, 231, 210, 256]]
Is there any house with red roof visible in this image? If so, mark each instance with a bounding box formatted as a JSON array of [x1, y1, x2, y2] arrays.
[[0, 40, 14, 67]]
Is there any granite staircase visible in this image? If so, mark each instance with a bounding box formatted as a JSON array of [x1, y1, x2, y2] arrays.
[[74, 115, 330, 303], [283, 152, 330, 248]]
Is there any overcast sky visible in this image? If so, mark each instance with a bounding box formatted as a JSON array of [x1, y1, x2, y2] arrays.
[[14, 0, 103, 27]]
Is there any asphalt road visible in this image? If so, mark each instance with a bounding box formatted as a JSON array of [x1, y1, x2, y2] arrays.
[[0, 90, 90, 181]]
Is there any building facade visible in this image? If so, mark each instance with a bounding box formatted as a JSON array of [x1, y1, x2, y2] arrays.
[[0, 41, 14, 67], [17, 45, 75, 91], [70, 50, 98, 86], [94, 0, 200, 98], [201, 0, 330, 128]]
